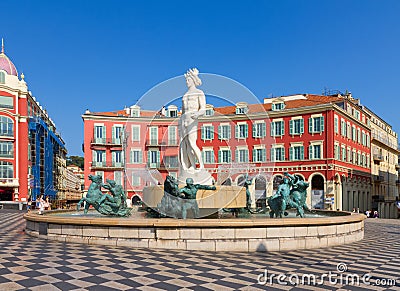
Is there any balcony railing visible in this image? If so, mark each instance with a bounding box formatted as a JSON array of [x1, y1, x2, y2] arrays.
[[0, 151, 14, 158], [373, 175, 384, 182], [91, 161, 124, 169], [91, 138, 122, 146], [0, 178, 19, 187]]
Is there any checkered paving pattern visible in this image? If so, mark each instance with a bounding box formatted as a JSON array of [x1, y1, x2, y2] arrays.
[[0, 210, 399, 290]]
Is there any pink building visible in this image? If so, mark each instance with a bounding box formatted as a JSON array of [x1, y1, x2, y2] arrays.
[[83, 93, 374, 211]]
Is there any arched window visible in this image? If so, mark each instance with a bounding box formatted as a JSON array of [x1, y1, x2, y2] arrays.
[[0, 72, 5, 84], [0, 161, 13, 178], [0, 116, 13, 137]]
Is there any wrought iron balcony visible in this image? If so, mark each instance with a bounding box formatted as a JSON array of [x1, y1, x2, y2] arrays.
[[91, 138, 122, 146], [90, 161, 124, 169]]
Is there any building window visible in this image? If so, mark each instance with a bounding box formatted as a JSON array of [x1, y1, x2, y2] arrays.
[[130, 149, 142, 164], [201, 125, 214, 140], [131, 125, 140, 142], [357, 128, 361, 144], [341, 146, 346, 161], [357, 152, 361, 166], [132, 175, 141, 186], [362, 131, 366, 146], [147, 150, 160, 168], [94, 125, 105, 143], [164, 156, 178, 168], [0, 72, 5, 84], [202, 149, 215, 164], [341, 119, 346, 136], [149, 126, 158, 145], [235, 104, 248, 114], [289, 145, 304, 161], [218, 149, 231, 163], [218, 124, 231, 140], [0, 141, 13, 158], [112, 126, 123, 144], [347, 148, 351, 162], [352, 150, 356, 164], [309, 116, 324, 133], [270, 147, 284, 161], [309, 144, 322, 160], [352, 126, 356, 141], [253, 122, 266, 138], [270, 120, 284, 136], [235, 123, 248, 139], [114, 171, 122, 185], [0, 161, 13, 178], [112, 151, 123, 167], [167, 105, 178, 117], [253, 147, 266, 162], [272, 102, 285, 111], [93, 150, 105, 166], [205, 109, 214, 116], [168, 126, 177, 145], [0, 116, 14, 137], [289, 118, 304, 135], [334, 144, 340, 160], [0, 95, 13, 109], [334, 116, 339, 133], [236, 148, 249, 163]]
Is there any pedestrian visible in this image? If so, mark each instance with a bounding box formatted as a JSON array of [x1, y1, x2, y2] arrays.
[[38, 195, 45, 215], [373, 210, 379, 218], [365, 210, 371, 218], [45, 197, 51, 210], [27, 197, 32, 213]]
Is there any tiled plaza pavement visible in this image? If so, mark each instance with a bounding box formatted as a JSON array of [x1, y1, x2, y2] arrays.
[[0, 210, 399, 291]]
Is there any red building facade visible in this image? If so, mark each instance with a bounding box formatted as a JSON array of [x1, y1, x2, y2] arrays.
[[83, 93, 374, 211]]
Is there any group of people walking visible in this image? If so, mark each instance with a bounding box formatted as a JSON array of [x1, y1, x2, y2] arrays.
[[27, 195, 51, 214]]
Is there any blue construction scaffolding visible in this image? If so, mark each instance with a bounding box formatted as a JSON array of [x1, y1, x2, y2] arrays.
[[28, 116, 66, 201]]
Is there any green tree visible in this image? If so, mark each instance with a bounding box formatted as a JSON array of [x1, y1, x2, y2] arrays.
[[66, 156, 84, 170]]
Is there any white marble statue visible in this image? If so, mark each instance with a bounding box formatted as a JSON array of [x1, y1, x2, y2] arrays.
[[179, 68, 206, 172]]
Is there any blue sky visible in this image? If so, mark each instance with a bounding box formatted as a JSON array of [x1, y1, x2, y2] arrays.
[[2, 0, 400, 155]]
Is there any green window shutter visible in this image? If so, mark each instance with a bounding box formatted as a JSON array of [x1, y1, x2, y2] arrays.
[[129, 151, 133, 163], [272, 103, 275, 111], [147, 151, 151, 165], [227, 126, 231, 139], [289, 147, 293, 161], [252, 123, 256, 138], [201, 126, 205, 140], [235, 149, 239, 162], [101, 126, 106, 142], [270, 122, 275, 136], [282, 148, 285, 160], [139, 151, 143, 163], [112, 152, 115, 164], [300, 146, 304, 160], [245, 149, 248, 162], [235, 125, 239, 139], [309, 145, 313, 159], [253, 149, 256, 162], [211, 151, 215, 163], [281, 121, 285, 135], [300, 119, 304, 134], [157, 151, 160, 166], [245, 124, 248, 138], [218, 150, 221, 163], [262, 122, 266, 137], [102, 151, 106, 164], [289, 120, 293, 135], [112, 127, 115, 142], [228, 150, 232, 163], [201, 151, 205, 163], [218, 125, 221, 139], [262, 148, 266, 162], [334, 117, 338, 133], [211, 126, 214, 140], [92, 150, 95, 163], [270, 148, 275, 162], [309, 118, 313, 133], [320, 117, 324, 132]]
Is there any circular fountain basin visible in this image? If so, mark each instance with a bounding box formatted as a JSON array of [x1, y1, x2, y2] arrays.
[[24, 210, 365, 252]]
